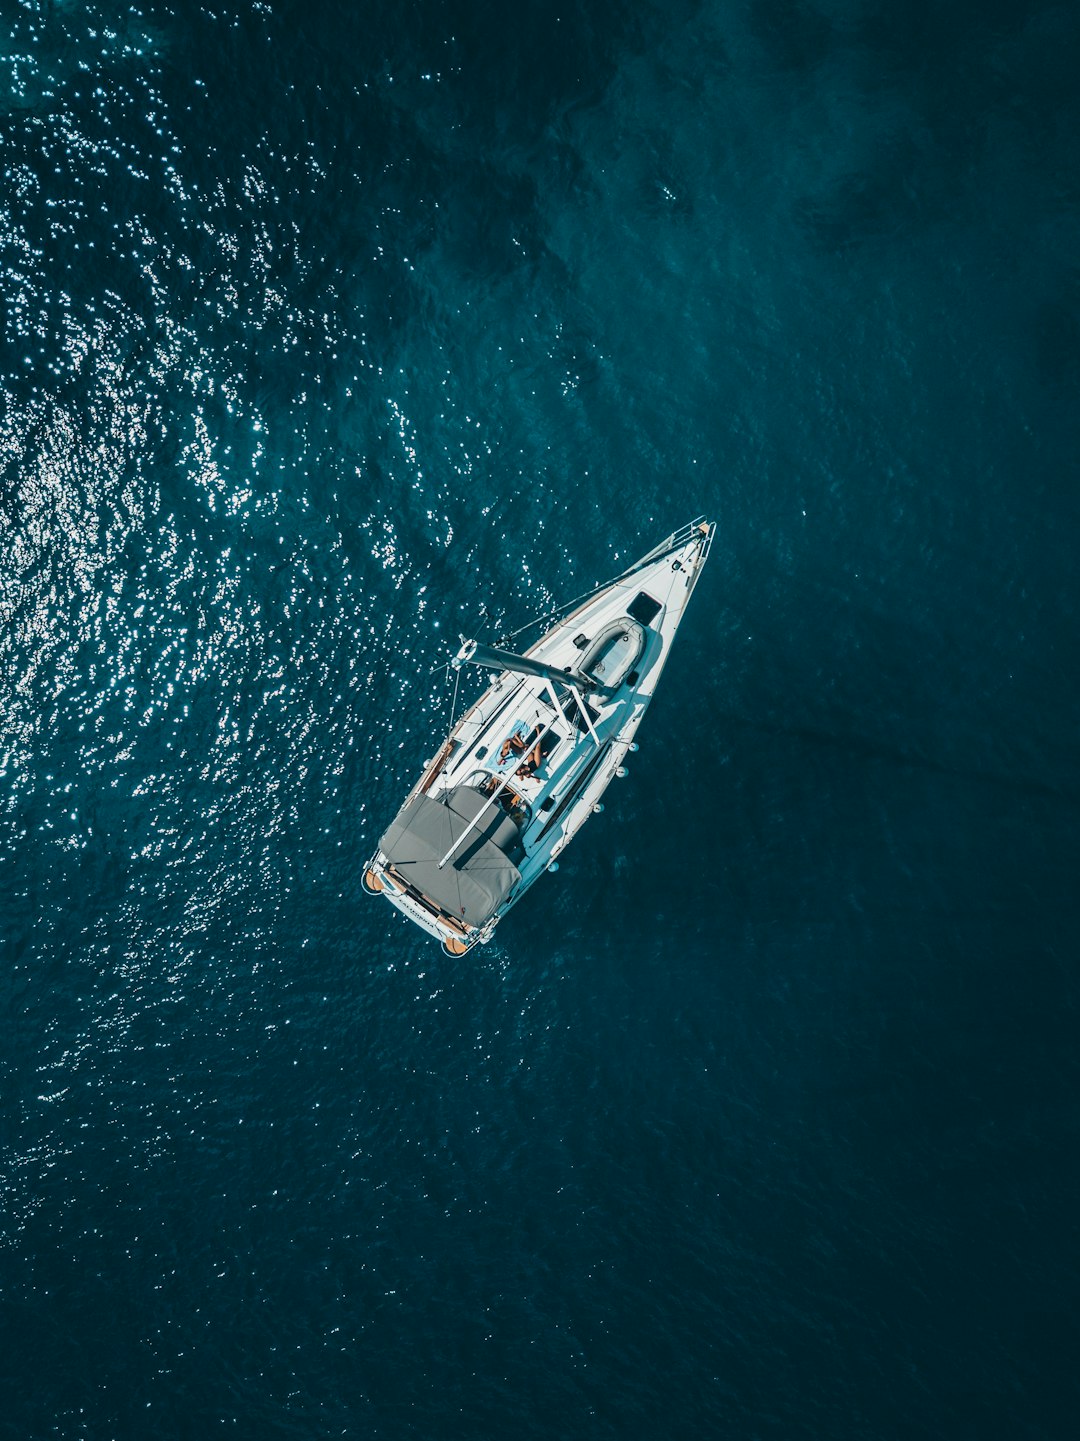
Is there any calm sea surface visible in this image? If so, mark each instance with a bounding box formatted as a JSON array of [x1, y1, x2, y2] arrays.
[[2, 2, 1079, 1437]]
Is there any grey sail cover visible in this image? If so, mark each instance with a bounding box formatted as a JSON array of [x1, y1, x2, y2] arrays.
[[379, 785, 523, 928]]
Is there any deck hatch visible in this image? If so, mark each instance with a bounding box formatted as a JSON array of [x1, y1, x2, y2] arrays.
[[627, 591, 662, 626]]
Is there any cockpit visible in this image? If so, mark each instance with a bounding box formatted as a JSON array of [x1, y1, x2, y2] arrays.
[[465, 770, 533, 829]]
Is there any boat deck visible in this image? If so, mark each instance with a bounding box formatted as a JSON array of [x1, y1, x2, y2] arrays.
[[366, 519, 715, 952]]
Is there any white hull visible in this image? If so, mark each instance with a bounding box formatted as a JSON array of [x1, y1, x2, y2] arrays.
[[364, 519, 715, 953]]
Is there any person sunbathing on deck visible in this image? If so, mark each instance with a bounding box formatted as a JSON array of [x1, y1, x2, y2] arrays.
[[515, 740, 543, 778], [498, 724, 536, 766], [498, 724, 553, 780]]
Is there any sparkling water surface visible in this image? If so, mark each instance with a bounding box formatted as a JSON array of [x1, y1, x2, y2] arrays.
[[3, 2, 1079, 1437]]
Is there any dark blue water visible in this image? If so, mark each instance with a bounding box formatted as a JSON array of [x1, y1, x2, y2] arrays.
[[3, 2, 1079, 1436]]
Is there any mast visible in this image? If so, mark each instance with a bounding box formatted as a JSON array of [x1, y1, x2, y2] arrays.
[[436, 684, 567, 871]]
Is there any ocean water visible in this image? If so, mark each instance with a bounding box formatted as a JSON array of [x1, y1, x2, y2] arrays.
[[2, 1, 1079, 1436]]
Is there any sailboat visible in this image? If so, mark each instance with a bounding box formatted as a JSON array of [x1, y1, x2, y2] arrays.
[[363, 518, 715, 953]]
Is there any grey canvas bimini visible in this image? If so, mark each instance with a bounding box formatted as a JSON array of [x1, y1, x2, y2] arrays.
[[378, 785, 523, 928]]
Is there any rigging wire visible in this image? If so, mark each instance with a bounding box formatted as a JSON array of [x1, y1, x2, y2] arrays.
[[499, 539, 670, 642], [439, 523, 692, 661], [448, 656, 462, 729]]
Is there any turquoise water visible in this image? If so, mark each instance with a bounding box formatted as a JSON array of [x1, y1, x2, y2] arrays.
[[2, 2, 1079, 1436]]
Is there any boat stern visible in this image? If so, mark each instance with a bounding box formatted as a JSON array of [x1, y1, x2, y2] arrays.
[[363, 857, 485, 956]]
